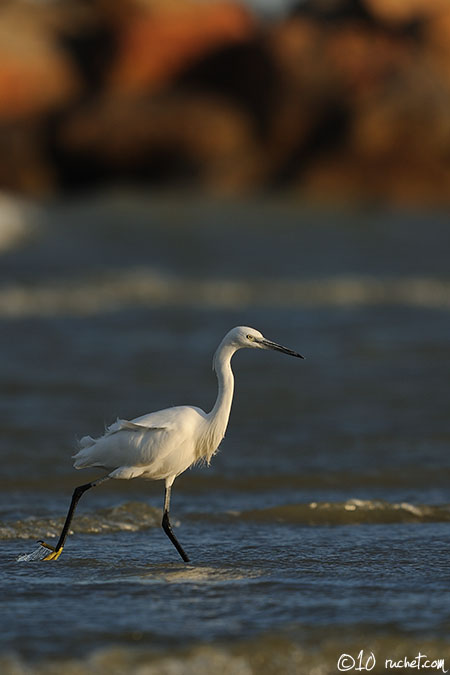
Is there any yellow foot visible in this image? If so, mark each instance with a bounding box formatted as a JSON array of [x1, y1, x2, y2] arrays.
[[17, 541, 63, 562], [39, 541, 64, 561]]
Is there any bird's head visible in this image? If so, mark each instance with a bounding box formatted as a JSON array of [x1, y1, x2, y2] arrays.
[[224, 326, 304, 359]]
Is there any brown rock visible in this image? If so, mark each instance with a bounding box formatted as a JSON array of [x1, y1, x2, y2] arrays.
[[108, 1, 255, 95], [426, 8, 450, 50], [58, 92, 266, 194], [363, 0, 448, 24], [351, 61, 450, 162], [0, 123, 55, 195], [324, 23, 414, 99], [0, 3, 81, 121], [322, 58, 450, 206], [266, 19, 337, 181], [302, 152, 450, 207], [269, 18, 325, 90], [424, 10, 450, 87]]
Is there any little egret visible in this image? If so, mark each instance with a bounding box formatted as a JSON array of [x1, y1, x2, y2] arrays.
[[23, 326, 303, 563]]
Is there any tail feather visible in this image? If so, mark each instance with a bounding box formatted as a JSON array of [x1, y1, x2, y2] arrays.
[[73, 435, 97, 469], [78, 435, 95, 449]]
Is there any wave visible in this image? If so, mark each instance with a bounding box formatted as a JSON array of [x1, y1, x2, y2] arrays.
[[1, 502, 160, 541], [236, 498, 450, 525], [1, 631, 450, 675], [4, 499, 450, 541], [1, 271, 450, 317]]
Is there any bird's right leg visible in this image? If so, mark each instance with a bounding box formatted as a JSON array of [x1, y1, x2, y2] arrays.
[[162, 483, 190, 563], [39, 475, 110, 561]]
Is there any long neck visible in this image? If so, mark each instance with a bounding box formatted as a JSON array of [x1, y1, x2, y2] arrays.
[[208, 342, 236, 436]]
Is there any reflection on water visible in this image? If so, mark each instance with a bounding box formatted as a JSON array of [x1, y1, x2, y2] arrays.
[[137, 565, 264, 584], [1, 196, 450, 670]]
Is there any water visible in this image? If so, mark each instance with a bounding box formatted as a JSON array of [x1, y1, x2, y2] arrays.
[[1, 195, 450, 673]]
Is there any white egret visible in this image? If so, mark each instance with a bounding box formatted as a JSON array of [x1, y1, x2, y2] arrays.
[[24, 326, 303, 563]]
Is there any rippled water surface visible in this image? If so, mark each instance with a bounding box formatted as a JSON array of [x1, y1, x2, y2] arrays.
[[1, 196, 450, 673]]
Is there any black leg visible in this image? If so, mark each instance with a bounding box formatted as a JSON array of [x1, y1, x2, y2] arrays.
[[40, 476, 109, 560], [162, 485, 190, 562]]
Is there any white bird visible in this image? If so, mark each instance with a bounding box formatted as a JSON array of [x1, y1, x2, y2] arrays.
[[32, 326, 303, 563]]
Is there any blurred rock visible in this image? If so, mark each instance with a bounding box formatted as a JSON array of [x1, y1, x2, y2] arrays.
[[293, 0, 375, 23], [0, 0, 449, 206], [57, 92, 266, 194], [0, 3, 81, 120], [363, 0, 449, 24], [302, 60, 450, 207], [424, 10, 450, 88], [108, 0, 255, 95], [324, 24, 413, 98], [0, 1, 87, 195], [0, 122, 56, 195], [267, 18, 348, 185]]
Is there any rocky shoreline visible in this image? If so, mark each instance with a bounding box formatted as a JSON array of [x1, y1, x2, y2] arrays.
[[0, 0, 449, 206]]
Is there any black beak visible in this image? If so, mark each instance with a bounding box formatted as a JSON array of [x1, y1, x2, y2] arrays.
[[260, 338, 304, 359]]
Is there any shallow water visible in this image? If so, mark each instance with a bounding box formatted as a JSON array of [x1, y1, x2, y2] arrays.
[[1, 195, 450, 673]]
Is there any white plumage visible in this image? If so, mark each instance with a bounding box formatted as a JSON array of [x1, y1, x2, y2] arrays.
[[73, 407, 213, 482], [23, 325, 302, 563]]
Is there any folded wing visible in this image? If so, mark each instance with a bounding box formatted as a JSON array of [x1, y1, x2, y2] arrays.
[[73, 418, 170, 478]]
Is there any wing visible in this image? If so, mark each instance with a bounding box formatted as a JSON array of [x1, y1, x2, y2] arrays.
[[73, 418, 171, 475], [73, 406, 207, 481], [105, 418, 166, 435]]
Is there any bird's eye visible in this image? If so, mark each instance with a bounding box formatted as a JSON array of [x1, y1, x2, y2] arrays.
[[246, 334, 254, 341]]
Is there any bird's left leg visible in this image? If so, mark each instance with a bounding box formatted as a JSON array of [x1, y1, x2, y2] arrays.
[[162, 482, 190, 562], [38, 475, 110, 561]]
